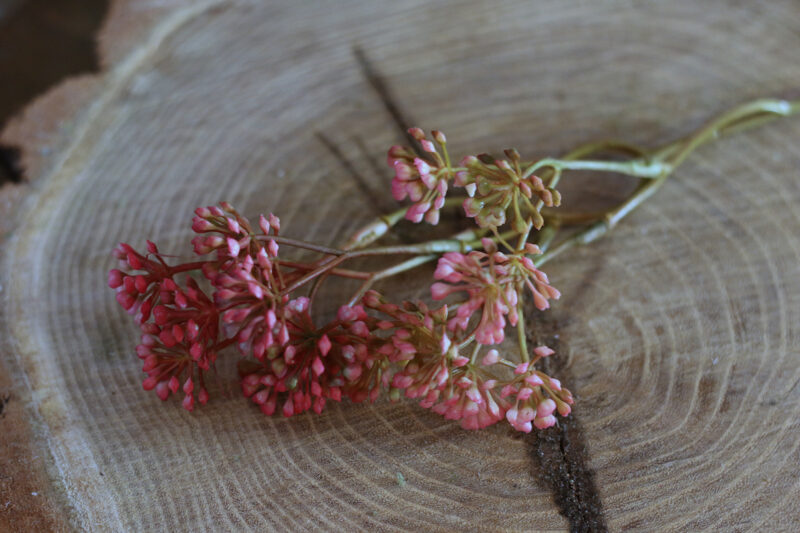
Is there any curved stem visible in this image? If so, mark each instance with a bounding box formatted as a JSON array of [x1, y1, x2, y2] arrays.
[[535, 98, 800, 267]]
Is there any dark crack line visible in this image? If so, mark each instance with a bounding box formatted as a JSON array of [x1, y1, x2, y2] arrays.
[[315, 132, 389, 216], [526, 302, 607, 533], [0, 392, 10, 418], [353, 45, 421, 151]]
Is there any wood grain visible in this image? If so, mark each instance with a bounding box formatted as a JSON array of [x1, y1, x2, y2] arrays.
[[2, 1, 800, 531]]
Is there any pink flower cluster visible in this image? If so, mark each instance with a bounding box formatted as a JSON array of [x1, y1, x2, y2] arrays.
[[388, 128, 452, 224], [111, 119, 575, 434], [458, 149, 561, 231], [431, 241, 560, 345]]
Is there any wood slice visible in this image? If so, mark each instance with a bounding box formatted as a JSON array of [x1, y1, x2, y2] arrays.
[[3, 1, 800, 530]]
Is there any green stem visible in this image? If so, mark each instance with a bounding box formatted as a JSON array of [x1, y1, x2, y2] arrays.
[[516, 302, 529, 362], [535, 98, 800, 267], [346, 255, 437, 306]]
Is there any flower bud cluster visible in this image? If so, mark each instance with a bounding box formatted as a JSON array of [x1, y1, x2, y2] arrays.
[[431, 241, 560, 345], [458, 149, 560, 232], [388, 128, 452, 224], [111, 126, 576, 433]]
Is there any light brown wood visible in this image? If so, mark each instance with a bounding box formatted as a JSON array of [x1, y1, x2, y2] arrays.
[[2, 1, 800, 530]]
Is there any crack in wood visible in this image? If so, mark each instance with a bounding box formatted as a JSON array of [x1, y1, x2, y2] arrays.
[[315, 132, 390, 216], [526, 305, 607, 532], [0, 392, 10, 418], [353, 45, 421, 151]]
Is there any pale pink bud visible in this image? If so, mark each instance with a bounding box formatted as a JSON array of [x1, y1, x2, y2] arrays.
[[259, 214, 270, 235], [506, 407, 518, 424], [430, 282, 451, 300], [282, 397, 294, 417], [226, 217, 241, 234], [268, 239, 279, 258], [198, 388, 209, 405], [269, 213, 280, 232], [525, 243, 542, 255], [312, 356, 325, 377], [525, 373, 545, 386], [549, 378, 562, 391], [108, 269, 124, 288], [278, 324, 289, 345], [155, 381, 170, 401], [168, 376, 180, 394], [142, 376, 159, 391], [432, 130, 446, 144], [248, 282, 264, 299], [533, 346, 555, 358], [537, 398, 556, 418], [481, 379, 497, 391], [226, 237, 240, 257], [182, 394, 195, 412], [343, 364, 362, 382], [500, 384, 517, 398], [557, 402, 571, 417], [453, 356, 469, 367], [534, 415, 556, 429], [405, 202, 430, 223], [183, 378, 194, 395], [424, 209, 440, 225], [408, 127, 425, 141], [420, 140, 435, 153], [515, 362, 530, 374], [518, 406, 536, 423], [517, 387, 533, 401], [318, 334, 332, 357], [266, 309, 277, 329], [482, 349, 499, 366], [414, 157, 431, 176]]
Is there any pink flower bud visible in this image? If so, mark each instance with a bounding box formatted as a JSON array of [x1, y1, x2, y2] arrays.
[[259, 214, 270, 235], [182, 394, 195, 412], [517, 387, 533, 401], [155, 381, 170, 401], [534, 346, 555, 358], [268, 239, 279, 258], [108, 269, 124, 288], [198, 388, 209, 405], [312, 356, 325, 377], [343, 364, 362, 382], [482, 349, 499, 366], [226, 217, 241, 234], [226, 237, 240, 257], [407, 127, 425, 141], [525, 373, 545, 386], [537, 398, 556, 418], [318, 334, 332, 357], [534, 415, 556, 429], [269, 214, 280, 233]]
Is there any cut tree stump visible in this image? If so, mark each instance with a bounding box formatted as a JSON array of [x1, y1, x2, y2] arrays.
[[2, 1, 800, 531]]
